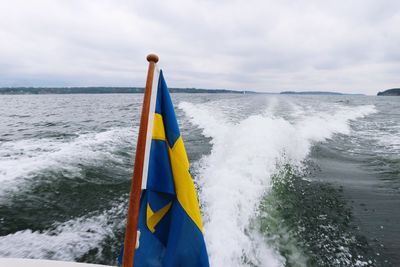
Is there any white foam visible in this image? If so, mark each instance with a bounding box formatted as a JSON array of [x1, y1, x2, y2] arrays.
[[179, 100, 376, 267], [0, 127, 136, 195], [377, 132, 400, 153], [367, 123, 400, 154], [0, 200, 126, 261]]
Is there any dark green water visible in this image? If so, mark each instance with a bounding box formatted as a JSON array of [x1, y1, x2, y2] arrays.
[[0, 94, 398, 267]]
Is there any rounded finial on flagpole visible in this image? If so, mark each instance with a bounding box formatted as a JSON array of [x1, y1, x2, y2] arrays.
[[147, 54, 159, 63]]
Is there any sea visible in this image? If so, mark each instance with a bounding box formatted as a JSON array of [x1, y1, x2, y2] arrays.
[[0, 93, 399, 267]]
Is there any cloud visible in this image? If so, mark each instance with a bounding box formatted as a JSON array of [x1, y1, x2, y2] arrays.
[[0, 0, 399, 94]]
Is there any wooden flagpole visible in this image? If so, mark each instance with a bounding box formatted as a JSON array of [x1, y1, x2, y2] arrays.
[[122, 54, 159, 267]]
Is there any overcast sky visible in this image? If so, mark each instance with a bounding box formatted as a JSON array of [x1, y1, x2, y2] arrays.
[[1, 0, 399, 94]]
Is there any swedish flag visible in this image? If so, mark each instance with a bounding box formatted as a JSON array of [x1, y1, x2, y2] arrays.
[[129, 69, 209, 267]]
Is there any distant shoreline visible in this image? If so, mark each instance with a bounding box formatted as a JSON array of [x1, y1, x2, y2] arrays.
[[280, 91, 364, 96], [0, 87, 255, 95], [377, 88, 400, 96], [0, 87, 365, 95]]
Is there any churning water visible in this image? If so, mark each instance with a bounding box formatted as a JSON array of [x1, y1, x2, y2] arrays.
[[0, 94, 399, 266]]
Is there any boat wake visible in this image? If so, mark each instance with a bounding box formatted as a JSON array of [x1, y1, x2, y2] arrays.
[[0, 199, 127, 262], [0, 127, 136, 201], [179, 99, 376, 267]]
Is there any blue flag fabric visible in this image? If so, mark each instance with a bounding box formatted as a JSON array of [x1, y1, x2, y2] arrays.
[[121, 70, 209, 267]]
